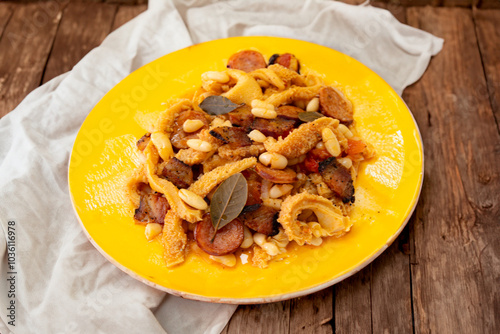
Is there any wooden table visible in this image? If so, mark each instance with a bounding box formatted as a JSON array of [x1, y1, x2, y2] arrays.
[[1, 1, 498, 333]]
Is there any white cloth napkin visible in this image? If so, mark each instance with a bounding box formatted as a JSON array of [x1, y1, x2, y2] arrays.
[[0, 0, 442, 333]]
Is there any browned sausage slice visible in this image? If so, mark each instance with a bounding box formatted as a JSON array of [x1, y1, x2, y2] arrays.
[[252, 117, 295, 139], [319, 157, 354, 203], [269, 53, 300, 73], [227, 50, 267, 73], [276, 105, 302, 120], [242, 170, 262, 206], [255, 163, 297, 184], [239, 204, 279, 236], [246, 179, 262, 206], [171, 109, 210, 149], [319, 86, 354, 125], [195, 214, 244, 256], [161, 157, 193, 189], [228, 105, 254, 131], [209, 126, 252, 148]]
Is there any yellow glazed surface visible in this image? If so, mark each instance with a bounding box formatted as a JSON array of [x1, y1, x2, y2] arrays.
[[68, 37, 423, 303]]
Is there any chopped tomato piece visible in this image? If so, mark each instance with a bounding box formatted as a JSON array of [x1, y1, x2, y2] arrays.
[[309, 147, 331, 161], [347, 139, 366, 156], [304, 155, 319, 173], [303, 147, 331, 173]]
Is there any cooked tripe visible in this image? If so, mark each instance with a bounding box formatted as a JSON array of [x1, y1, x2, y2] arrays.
[[126, 50, 375, 268]]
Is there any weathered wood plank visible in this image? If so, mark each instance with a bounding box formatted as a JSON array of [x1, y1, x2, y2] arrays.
[[405, 6, 500, 334], [335, 267, 372, 334], [0, 2, 62, 117], [474, 9, 500, 133], [371, 1, 407, 23], [112, 4, 147, 31], [225, 301, 290, 334], [0, 2, 15, 39], [42, 2, 117, 83], [290, 289, 333, 334], [371, 225, 414, 333]]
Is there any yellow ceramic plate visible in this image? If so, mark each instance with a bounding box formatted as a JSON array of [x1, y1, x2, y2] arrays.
[[69, 36, 423, 304]]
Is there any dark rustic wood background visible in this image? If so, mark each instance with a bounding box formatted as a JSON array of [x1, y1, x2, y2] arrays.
[[0, 1, 498, 333]]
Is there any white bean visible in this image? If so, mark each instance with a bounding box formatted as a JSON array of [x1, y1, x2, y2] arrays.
[[269, 184, 294, 199], [202, 71, 230, 83], [240, 227, 254, 249], [150, 132, 174, 161], [325, 137, 341, 157], [337, 157, 353, 169], [262, 242, 279, 256], [145, 223, 162, 241], [253, 233, 267, 247], [187, 139, 212, 152], [306, 97, 320, 112], [248, 130, 267, 143], [183, 119, 204, 133], [178, 189, 208, 210], [209, 254, 236, 267], [252, 107, 277, 119]]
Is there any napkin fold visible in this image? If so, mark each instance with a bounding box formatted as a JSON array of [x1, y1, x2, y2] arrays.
[[0, 0, 442, 333]]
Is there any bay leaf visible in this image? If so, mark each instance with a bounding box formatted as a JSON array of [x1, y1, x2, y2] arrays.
[[210, 173, 248, 236], [298, 111, 324, 122], [199, 95, 243, 115]]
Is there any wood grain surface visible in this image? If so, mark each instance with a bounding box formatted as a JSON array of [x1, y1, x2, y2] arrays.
[[289, 289, 333, 334], [405, 6, 500, 333], [0, 1, 498, 333], [474, 8, 500, 132], [112, 3, 146, 30], [223, 301, 291, 334], [0, 2, 14, 38], [42, 2, 117, 83], [0, 2, 62, 117]]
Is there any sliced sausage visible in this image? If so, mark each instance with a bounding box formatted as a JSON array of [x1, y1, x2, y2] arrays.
[[228, 105, 254, 131], [161, 157, 193, 189], [252, 117, 295, 139], [269, 53, 300, 73], [227, 50, 267, 73], [218, 144, 266, 161], [242, 169, 263, 205], [309, 147, 331, 161], [318, 157, 354, 203], [195, 214, 244, 256], [276, 105, 302, 121], [239, 204, 279, 236], [171, 109, 210, 149], [319, 86, 354, 125], [209, 126, 252, 148], [255, 163, 297, 184], [246, 179, 262, 206], [134, 183, 170, 224], [136, 133, 151, 151]]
